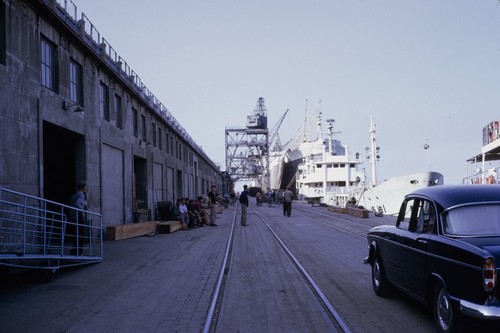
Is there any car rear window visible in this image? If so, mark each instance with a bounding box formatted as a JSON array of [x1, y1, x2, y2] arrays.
[[443, 204, 500, 236]]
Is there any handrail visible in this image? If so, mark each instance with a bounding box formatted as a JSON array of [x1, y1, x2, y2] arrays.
[[0, 186, 103, 261]]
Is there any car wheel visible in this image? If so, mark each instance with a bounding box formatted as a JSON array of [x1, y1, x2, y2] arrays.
[[371, 256, 390, 296], [433, 283, 457, 333]]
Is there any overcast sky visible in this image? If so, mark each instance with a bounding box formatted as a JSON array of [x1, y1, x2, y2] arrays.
[[74, 0, 500, 185]]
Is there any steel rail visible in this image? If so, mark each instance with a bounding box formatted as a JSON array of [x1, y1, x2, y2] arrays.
[[251, 207, 353, 333], [203, 203, 354, 333], [202, 206, 237, 333]]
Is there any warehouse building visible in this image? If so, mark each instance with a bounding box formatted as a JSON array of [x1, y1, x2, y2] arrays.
[[0, 0, 226, 227]]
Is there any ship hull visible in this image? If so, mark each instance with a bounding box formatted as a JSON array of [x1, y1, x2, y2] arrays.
[[313, 171, 444, 215]]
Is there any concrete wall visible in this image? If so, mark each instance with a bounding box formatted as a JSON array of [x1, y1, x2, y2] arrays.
[[0, 0, 225, 225]]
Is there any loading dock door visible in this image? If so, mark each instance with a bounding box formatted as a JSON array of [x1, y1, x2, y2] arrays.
[[153, 162, 163, 206], [102, 144, 124, 227], [43, 121, 85, 206]]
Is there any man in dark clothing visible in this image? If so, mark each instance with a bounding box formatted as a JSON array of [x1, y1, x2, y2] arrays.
[[283, 187, 293, 217], [194, 196, 208, 226], [187, 199, 199, 228], [239, 185, 249, 226], [208, 185, 218, 226], [68, 180, 87, 255]]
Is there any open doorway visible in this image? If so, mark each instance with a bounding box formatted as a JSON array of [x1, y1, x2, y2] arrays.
[[43, 121, 85, 206], [133, 156, 148, 221]]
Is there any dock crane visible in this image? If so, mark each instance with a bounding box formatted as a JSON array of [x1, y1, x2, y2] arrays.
[[269, 109, 289, 152], [225, 97, 270, 189]]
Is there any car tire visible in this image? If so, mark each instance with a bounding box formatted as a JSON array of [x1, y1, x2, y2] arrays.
[[433, 283, 458, 333], [371, 256, 390, 297]]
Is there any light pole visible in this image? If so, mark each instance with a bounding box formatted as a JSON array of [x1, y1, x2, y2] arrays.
[[423, 137, 430, 172]]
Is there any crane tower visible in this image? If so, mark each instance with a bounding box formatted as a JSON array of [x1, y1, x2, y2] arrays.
[[225, 97, 270, 190]]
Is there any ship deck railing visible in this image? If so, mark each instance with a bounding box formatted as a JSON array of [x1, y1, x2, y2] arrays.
[[463, 166, 500, 184]]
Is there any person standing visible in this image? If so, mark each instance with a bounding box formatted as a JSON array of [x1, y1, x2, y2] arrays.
[[68, 180, 87, 255], [283, 187, 293, 217], [239, 185, 249, 226], [256, 191, 262, 206], [208, 185, 218, 226]]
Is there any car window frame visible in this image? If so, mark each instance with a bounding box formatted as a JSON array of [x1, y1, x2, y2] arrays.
[[397, 197, 436, 235]]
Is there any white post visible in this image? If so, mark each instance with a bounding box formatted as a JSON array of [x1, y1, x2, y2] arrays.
[[323, 142, 327, 203], [482, 153, 486, 184], [369, 117, 377, 187], [346, 145, 351, 190], [424, 137, 430, 172]]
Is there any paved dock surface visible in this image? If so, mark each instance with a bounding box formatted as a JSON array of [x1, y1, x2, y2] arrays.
[[0, 202, 400, 333]]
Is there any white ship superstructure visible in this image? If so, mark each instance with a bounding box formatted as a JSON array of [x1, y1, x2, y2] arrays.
[[296, 114, 444, 215], [464, 119, 500, 184], [296, 118, 366, 208]]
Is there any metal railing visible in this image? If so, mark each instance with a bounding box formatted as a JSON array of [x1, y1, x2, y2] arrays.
[[0, 187, 103, 271]]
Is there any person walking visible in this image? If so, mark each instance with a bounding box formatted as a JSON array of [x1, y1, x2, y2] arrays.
[[283, 187, 293, 217], [239, 185, 249, 226], [208, 185, 218, 226], [230, 191, 236, 205], [256, 191, 262, 206]]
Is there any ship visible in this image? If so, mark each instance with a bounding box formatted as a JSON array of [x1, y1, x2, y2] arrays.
[[284, 111, 444, 215], [464, 119, 500, 184]]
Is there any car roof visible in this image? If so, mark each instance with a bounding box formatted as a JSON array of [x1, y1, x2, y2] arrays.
[[407, 185, 500, 211]]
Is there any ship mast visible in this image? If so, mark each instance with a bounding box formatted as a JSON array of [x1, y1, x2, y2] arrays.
[[315, 101, 322, 141], [369, 116, 378, 187], [301, 99, 309, 143]]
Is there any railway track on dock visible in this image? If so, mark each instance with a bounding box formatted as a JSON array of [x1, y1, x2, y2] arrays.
[[293, 204, 392, 240], [0, 202, 440, 332], [203, 203, 352, 333]]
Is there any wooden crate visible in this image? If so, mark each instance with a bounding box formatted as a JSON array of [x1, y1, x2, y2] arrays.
[[327, 206, 347, 214], [157, 221, 182, 234], [347, 207, 369, 218]]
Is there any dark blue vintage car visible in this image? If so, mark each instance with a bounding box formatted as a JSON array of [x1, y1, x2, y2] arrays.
[[365, 185, 500, 333]]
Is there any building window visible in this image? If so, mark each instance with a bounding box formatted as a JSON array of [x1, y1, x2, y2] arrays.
[[133, 108, 138, 137], [152, 123, 156, 147], [141, 114, 146, 141], [100, 82, 110, 121], [158, 127, 162, 150], [165, 134, 169, 154], [115, 94, 122, 129], [69, 59, 83, 106], [40, 37, 58, 91]]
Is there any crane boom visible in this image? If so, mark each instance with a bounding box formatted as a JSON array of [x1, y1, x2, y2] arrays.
[[269, 109, 289, 151]]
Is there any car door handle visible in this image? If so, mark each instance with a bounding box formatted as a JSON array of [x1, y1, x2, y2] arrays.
[[417, 239, 428, 244]]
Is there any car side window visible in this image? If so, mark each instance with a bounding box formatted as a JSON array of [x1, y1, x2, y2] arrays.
[[397, 198, 435, 233], [397, 199, 415, 231], [415, 200, 435, 234]]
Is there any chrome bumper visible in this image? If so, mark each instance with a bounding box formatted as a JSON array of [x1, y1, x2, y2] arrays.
[[460, 299, 500, 320]]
